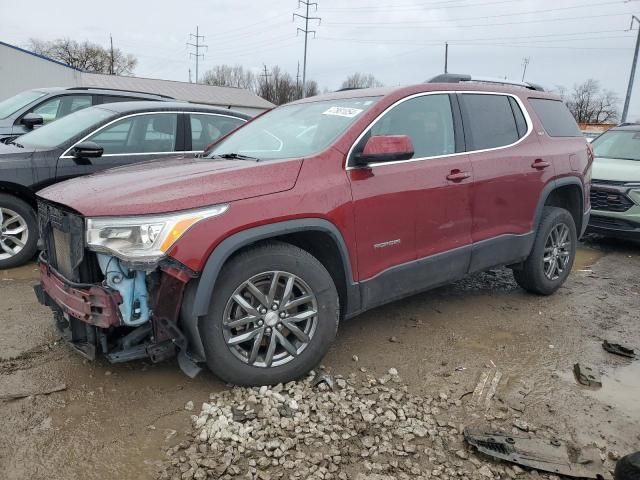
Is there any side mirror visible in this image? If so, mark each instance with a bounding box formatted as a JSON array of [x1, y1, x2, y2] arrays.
[[72, 141, 104, 158], [21, 113, 44, 129], [353, 135, 414, 166]]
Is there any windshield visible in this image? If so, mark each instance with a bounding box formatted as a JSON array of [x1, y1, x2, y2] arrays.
[[0, 90, 47, 119], [206, 97, 381, 160], [18, 106, 115, 149], [592, 130, 640, 161]]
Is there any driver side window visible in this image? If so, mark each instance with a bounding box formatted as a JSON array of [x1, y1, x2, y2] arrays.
[[356, 94, 455, 160], [86, 113, 178, 155]]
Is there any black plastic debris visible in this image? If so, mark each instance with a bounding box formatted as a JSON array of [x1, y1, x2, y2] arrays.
[[464, 428, 604, 479], [311, 372, 335, 391], [573, 363, 602, 388], [615, 452, 640, 480], [603, 341, 637, 359]]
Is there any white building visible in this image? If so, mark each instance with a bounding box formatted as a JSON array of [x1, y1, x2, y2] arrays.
[[0, 41, 274, 115]]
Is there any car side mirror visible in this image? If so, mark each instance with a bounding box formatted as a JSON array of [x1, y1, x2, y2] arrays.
[[72, 141, 104, 158], [353, 135, 414, 166], [21, 113, 44, 129]]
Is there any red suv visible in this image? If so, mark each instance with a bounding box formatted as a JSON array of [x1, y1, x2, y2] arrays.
[[35, 75, 591, 385]]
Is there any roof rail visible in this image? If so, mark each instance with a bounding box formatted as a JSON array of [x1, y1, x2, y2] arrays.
[[428, 73, 545, 92], [67, 86, 174, 99], [334, 87, 364, 92]]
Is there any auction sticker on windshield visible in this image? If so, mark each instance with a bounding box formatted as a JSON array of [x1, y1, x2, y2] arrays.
[[322, 106, 363, 118]]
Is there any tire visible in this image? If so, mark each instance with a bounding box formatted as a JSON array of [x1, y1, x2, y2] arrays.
[[614, 452, 640, 480], [0, 194, 38, 269], [513, 206, 577, 295], [201, 241, 339, 386]]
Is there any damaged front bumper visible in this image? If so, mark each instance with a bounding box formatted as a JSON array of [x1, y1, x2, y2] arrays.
[[35, 255, 202, 377]]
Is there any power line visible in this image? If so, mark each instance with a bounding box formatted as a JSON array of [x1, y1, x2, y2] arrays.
[[293, 0, 321, 98], [187, 26, 208, 84]]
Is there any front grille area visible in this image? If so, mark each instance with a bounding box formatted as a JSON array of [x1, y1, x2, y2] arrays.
[[590, 188, 634, 213], [38, 201, 98, 282]]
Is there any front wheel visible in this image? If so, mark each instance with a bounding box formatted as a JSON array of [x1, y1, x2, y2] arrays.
[[513, 206, 577, 295], [0, 194, 38, 269], [201, 242, 339, 386]]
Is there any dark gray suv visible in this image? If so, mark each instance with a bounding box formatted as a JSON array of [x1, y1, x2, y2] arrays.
[[0, 87, 173, 142]]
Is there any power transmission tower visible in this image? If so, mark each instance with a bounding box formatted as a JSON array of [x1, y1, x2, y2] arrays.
[[187, 26, 208, 84], [521, 57, 530, 82], [110, 34, 114, 75], [622, 15, 640, 123], [260, 64, 272, 101], [293, 1, 321, 98]]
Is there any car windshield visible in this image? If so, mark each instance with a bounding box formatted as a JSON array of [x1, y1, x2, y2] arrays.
[[18, 106, 116, 149], [0, 90, 48, 119], [205, 97, 381, 160], [592, 130, 640, 161]]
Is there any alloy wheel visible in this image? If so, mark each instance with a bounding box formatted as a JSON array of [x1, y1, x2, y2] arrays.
[[543, 223, 571, 281], [222, 271, 319, 368], [0, 207, 29, 261]]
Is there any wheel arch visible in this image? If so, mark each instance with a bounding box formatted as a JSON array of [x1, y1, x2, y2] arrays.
[[0, 181, 38, 209], [535, 177, 585, 235], [182, 219, 360, 361]]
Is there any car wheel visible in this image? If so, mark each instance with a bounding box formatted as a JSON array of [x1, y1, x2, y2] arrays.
[[201, 241, 339, 386], [0, 194, 38, 269], [513, 206, 577, 295]]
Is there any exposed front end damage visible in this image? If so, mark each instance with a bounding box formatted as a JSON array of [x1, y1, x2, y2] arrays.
[[35, 201, 202, 377]]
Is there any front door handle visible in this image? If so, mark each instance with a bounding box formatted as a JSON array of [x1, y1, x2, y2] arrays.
[[446, 169, 471, 182], [531, 159, 551, 169]]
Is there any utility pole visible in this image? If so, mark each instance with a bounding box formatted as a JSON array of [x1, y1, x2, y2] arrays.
[[187, 26, 208, 84], [188, 68, 192, 83], [109, 34, 114, 75], [622, 15, 640, 123], [521, 57, 530, 82], [293, 1, 321, 98], [296, 61, 301, 98], [444, 42, 448, 74]]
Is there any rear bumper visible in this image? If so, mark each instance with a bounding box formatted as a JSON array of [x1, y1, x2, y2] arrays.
[[37, 257, 123, 328]]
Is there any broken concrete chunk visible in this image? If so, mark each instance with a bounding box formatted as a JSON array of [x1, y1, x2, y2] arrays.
[[573, 363, 602, 388], [464, 427, 605, 479]]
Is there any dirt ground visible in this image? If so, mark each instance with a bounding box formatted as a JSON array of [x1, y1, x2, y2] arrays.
[[1, 236, 639, 480]]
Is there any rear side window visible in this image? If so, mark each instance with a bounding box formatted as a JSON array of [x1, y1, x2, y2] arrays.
[[528, 98, 581, 137], [509, 97, 528, 138], [190, 114, 245, 151], [461, 94, 520, 150]]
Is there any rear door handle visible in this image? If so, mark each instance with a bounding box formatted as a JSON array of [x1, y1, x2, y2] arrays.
[[531, 159, 550, 169], [446, 169, 471, 182]]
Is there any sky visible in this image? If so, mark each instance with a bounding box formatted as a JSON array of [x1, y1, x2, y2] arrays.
[[2, 0, 640, 118]]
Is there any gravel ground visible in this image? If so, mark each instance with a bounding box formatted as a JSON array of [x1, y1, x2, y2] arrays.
[[1, 237, 639, 480]]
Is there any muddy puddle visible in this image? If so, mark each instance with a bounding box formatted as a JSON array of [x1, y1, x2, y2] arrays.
[[573, 245, 607, 271], [585, 361, 640, 420]]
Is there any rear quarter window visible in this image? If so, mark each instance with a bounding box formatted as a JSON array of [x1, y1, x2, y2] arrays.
[[528, 98, 582, 137]]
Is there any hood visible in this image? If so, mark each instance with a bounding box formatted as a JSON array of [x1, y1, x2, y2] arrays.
[[592, 156, 640, 183], [38, 155, 304, 216]]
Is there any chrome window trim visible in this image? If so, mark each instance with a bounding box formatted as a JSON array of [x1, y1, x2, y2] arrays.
[[60, 111, 246, 158], [345, 90, 533, 170]]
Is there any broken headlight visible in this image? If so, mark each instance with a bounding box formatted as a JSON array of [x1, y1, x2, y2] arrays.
[[86, 204, 229, 263]]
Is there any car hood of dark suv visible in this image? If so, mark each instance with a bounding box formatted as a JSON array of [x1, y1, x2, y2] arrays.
[[37, 155, 304, 216]]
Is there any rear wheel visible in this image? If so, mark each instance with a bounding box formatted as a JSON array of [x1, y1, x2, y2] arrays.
[[513, 206, 577, 295], [201, 242, 339, 386], [0, 194, 38, 269]]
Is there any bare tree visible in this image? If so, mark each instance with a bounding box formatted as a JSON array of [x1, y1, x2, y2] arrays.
[[340, 73, 383, 89], [29, 38, 137, 75], [202, 65, 256, 90], [564, 79, 619, 124], [256, 65, 320, 105]]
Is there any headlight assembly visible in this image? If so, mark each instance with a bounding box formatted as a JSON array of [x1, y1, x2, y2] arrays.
[[86, 204, 229, 263]]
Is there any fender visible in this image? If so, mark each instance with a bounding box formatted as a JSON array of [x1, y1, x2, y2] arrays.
[[182, 219, 360, 361], [533, 176, 587, 234]]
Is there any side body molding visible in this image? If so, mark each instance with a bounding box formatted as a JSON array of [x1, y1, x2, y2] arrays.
[[182, 219, 359, 361]]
